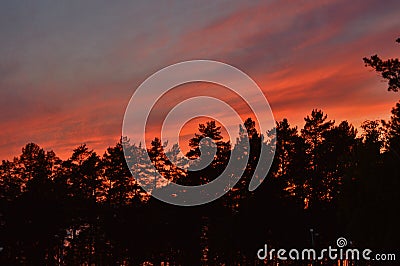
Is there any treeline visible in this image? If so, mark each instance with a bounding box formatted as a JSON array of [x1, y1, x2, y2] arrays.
[[0, 102, 399, 265]]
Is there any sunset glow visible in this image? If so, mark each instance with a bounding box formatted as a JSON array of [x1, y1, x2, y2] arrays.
[[1, 0, 399, 159]]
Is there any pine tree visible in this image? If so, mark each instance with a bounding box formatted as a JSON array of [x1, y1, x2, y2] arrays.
[[301, 109, 334, 207], [363, 37, 400, 92], [186, 121, 231, 185]]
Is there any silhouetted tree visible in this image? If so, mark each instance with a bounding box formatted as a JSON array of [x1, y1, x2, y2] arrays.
[[269, 119, 307, 203], [185, 121, 231, 185], [102, 139, 142, 205], [0, 160, 21, 202], [301, 109, 334, 208], [383, 101, 400, 156], [320, 121, 357, 201], [147, 137, 185, 186], [363, 37, 400, 92], [61, 144, 101, 202]]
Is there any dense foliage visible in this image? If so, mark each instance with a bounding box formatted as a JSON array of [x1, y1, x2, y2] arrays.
[[1, 103, 399, 265]]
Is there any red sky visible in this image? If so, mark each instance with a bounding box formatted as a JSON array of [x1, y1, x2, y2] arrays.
[[0, 0, 399, 160]]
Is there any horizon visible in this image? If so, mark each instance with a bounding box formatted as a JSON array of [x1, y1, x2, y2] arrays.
[[2, 103, 396, 161]]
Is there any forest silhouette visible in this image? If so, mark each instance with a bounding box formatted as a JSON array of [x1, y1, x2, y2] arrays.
[[0, 39, 399, 265]]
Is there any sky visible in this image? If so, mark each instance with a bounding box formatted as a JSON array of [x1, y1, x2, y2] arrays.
[[0, 0, 399, 160]]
